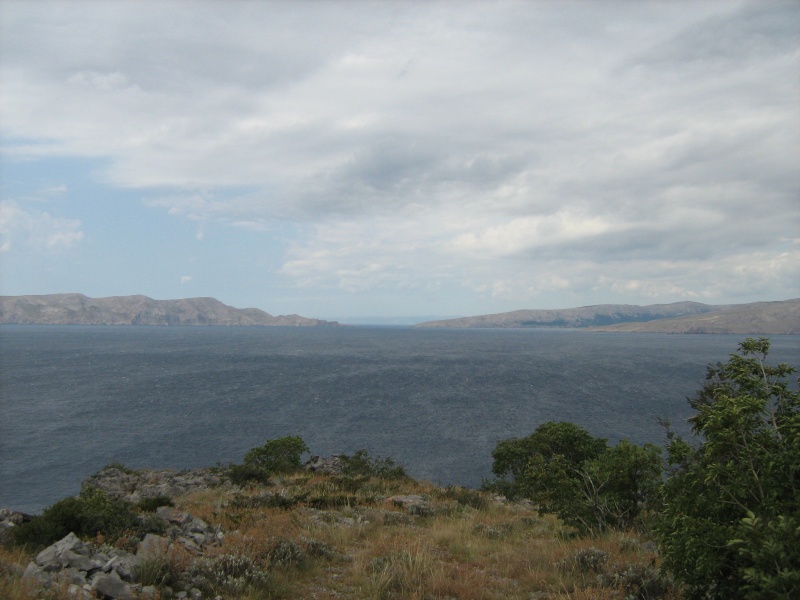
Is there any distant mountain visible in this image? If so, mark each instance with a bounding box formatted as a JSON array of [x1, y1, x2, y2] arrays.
[[415, 299, 800, 335], [590, 299, 800, 335], [0, 294, 339, 327], [416, 301, 718, 329]]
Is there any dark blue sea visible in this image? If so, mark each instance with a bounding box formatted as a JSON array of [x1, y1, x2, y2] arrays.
[[2, 325, 798, 514]]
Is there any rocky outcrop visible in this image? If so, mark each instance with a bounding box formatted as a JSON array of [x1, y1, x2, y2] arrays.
[[0, 294, 339, 327], [0, 508, 31, 545], [82, 467, 230, 503], [304, 455, 345, 475], [20, 507, 224, 600]]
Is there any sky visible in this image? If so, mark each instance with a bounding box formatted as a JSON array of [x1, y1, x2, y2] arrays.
[[1, 1, 798, 322]]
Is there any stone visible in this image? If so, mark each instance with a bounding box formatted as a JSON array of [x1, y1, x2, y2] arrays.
[[177, 536, 202, 554], [22, 561, 45, 582], [92, 571, 135, 600], [156, 506, 192, 525], [62, 549, 100, 572], [62, 567, 88, 585], [138, 533, 171, 558], [112, 556, 140, 582], [305, 455, 343, 474], [66, 583, 94, 599], [187, 517, 209, 532]]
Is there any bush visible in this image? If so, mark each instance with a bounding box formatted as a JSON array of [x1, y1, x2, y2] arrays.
[[338, 449, 408, 480], [137, 496, 174, 512], [598, 562, 676, 599], [557, 547, 610, 574], [657, 338, 800, 599], [190, 552, 280, 596], [243, 436, 310, 475], [13, 487, 145, 548], [485, 422, 661, 533], [226, 462, 273, 486]]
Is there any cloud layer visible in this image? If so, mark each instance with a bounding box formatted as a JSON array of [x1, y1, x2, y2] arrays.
[[1, 1, 798, 314]]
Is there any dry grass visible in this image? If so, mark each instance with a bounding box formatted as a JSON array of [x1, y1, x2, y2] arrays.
[[4, 475, 681, 600]]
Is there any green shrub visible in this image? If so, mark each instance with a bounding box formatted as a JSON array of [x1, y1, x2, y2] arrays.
[[243, 436, 310, 475], [485, 422, 661, 533], [12, 487, 146, 548], [338, 449, 408, 480], [137, 496, 174, 512], [657, 338, 800, 599], [226, 462, 273, 486]]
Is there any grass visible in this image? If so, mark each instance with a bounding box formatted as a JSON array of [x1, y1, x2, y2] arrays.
[[1, 472, 680, 599]]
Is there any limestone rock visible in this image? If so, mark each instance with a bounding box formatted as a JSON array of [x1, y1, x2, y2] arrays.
[[92, 571, 135, 600]]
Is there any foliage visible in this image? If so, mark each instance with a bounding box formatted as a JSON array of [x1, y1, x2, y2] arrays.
[[242, 435, 310, 475], [338, 448, 408, 480], [656, 338, 800, 599], [189, 552, 284, 597], [12, 487, 149, 548], [135, 554, 181, 588], [226, 462, 273, 486], [137, 496, 174, 512], [487, 421, 606, 500], [485, 421, 661, 533]]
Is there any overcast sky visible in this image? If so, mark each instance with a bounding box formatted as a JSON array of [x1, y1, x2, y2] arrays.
[[1, 1, 798, 322]]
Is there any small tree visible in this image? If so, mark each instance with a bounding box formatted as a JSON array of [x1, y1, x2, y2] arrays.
[[485, 421, 660, 533], [487, 421, 607, 500], [657, 338, 800, 599], [243, 435, 310, 475]]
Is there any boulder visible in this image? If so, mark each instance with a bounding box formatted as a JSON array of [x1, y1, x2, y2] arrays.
[[138, 533, 171, 558], [156, 506, 192, 525], [35, 532, 90, 570], [92, 570, 135, 600]]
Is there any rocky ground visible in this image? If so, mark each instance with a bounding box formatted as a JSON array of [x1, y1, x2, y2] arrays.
[[1, 461, 673, 600]]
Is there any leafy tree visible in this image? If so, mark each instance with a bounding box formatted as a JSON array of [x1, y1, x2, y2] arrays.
[[657, 338, 800, 599], [487, 421, 606, 500], [243, 435, 310, 475], [485, 421, 660, 533]]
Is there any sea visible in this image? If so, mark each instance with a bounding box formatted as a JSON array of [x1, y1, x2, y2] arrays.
[[2, 325, 798, 514]]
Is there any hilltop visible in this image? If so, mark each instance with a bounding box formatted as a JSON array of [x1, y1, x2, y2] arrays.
[[416, 299, 800, 334], [0, 294, 338, 327]]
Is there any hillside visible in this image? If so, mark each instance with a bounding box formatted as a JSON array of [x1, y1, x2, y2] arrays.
[[591, 299, 800, 334], [0, 294, 338, 327], [416, 301, 718, 329], [415, 299, 800, 334], [0, 463, 669, 600]]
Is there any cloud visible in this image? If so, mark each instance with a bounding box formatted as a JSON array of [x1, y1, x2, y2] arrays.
[[1, 0, 798, 309], [0, 201, 84, 252], [180, 275, 192, 285]]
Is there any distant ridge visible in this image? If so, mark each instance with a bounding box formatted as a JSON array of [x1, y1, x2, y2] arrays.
[[0, 294, 339, 327], [415, 299, 800, 335], [590, 299, 800, 335]]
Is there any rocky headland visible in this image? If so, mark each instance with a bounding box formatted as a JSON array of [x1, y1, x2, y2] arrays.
[[0, 294, 338, 327], [416, 298, 800, 334]]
